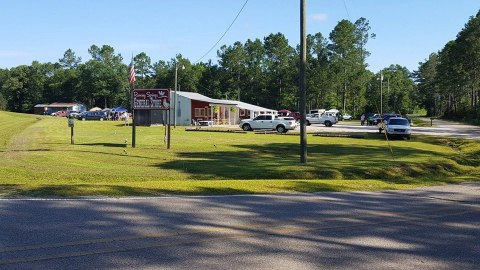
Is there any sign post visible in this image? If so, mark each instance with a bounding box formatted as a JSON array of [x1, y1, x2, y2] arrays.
[[68, 116, 75, 144], [131, 89, 171, 148], [167, 110, 171, 149], [132, 109, 136, 148]]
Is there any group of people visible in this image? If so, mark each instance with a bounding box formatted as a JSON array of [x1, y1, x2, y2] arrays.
[[106, 111, 130, 126], [107, 111, 130, 121]]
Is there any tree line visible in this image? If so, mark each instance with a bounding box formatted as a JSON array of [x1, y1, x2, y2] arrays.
[[415, 10, 480, 123], [0, 17, 419, 118]]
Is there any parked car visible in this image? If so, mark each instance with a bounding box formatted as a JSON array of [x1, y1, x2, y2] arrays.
[[381, 113, 402, 124], [382, 117, 412, 139], [277, 117, 298, 128], [66, 110, 81, 118], [305, 113, 337, 127], [77, 111, 107, 121], [367, 114, 382, 126], [55, 110, 67, 117], [342, 113, 353, 120], [292, 112, 301, 121], [239, 115, 297, 133], [278, 109, 292, 117]]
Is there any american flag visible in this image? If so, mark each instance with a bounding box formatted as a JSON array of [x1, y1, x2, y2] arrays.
[[129, 60, 136, 86]]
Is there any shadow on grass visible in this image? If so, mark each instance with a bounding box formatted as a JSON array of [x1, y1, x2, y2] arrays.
[[156, 142, 464, 181], [0, 148, 52, 153], [1, 177, 473, 198], [79, 143, 128, 148], [289, 181, 342, 192], [1, 184, 253, 197]]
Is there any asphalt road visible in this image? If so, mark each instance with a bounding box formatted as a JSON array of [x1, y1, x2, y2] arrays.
[[307, 118, 480, 140], [1, 183, 479, 269]]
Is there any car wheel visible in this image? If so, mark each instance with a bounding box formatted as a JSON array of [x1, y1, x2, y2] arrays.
[[306, 120, 311, 126], [242, 124, 251, 131], [325, 121, 332, 127], [276, 125, 286, 133], [100, 118, 103, 121], [406, 135, 411, 140], [82, 117, 86, 121]]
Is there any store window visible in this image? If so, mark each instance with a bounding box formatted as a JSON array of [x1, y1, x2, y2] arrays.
[[194, 108, 206, 117]]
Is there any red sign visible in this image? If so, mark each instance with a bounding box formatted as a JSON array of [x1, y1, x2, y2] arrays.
[[132, 89, 170, 110]]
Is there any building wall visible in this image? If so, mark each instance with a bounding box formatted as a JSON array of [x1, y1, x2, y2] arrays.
[[169, 95, 193, 126], [190, 100, 211, 123], [178, 95, 192, 126], [33, 103, 86, 115]]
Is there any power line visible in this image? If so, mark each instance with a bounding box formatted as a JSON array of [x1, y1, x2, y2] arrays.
[[194, 0, 249, 64], [343, 0, 351, 20]]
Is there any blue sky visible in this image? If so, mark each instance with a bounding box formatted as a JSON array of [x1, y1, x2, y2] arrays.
[[1, 0, 479, 72]]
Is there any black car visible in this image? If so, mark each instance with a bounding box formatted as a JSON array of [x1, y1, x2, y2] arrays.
[[378, 113, 402, 132], [77, 111, 107, 121], [367, 114, 382, 126], [381, 113, 402, 124]]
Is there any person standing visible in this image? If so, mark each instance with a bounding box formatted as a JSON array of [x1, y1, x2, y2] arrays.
[[360, 114, 366, 126], [124, 112, 129, 126]]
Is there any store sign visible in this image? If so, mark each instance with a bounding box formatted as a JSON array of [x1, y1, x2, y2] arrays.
[[132, 89, 170, 110]]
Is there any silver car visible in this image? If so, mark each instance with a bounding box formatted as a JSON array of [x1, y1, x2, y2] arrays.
[[385, 117, 411, 140]]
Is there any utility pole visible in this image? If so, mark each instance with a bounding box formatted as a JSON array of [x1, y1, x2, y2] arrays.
[[173, 65, 178, 128], [173, 63, 185, 128], [380, 71, 383, 115], [299, 0, 307, 163]]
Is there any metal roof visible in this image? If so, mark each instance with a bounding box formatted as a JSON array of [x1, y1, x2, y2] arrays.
[[176, 91, 276, 113], [34, 103, 83, 108], [176, 91, 237, 105], [226, 100, 277, 113]]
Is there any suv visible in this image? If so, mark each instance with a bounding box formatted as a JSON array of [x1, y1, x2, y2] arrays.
[[382, 117, 412, 140], [305, 113, 337, 127], [367, 114, 381, 126], [77, 111, 107, 121]]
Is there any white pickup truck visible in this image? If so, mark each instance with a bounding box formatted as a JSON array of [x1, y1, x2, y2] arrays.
[[239, 115, 297, 133], [305, 113, 337, 127]]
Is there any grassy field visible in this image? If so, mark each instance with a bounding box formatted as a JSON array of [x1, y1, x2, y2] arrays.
[[1, 111, 479, 197]]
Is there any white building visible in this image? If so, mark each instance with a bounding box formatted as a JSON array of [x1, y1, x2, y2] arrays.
[[170, 91, 277, 126]]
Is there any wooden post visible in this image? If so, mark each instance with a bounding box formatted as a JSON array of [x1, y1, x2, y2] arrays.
[[164, 110, 167, 144], [132, 109, 136, 148], [68, 117, 75, 145], [71, 125, 74, 145], [167, 109, 171, 149]]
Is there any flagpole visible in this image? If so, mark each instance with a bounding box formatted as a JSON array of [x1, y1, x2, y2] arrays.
[[130, 54, 136, 148], [132, 96, 136, 148]]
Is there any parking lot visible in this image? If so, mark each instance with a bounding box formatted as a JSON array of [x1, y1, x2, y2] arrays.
[[306, 119, 480, 140]]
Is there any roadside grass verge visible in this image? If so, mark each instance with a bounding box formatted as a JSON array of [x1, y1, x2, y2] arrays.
[[409, 116, 433, 127], [0, 111, 478, 197], [0, 111, 41, 148]]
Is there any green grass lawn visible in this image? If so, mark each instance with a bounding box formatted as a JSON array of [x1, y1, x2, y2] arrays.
[[1, 111, 479, 197]]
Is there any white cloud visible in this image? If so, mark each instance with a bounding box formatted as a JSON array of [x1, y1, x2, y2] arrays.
[[310, 13, 328, 23]]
